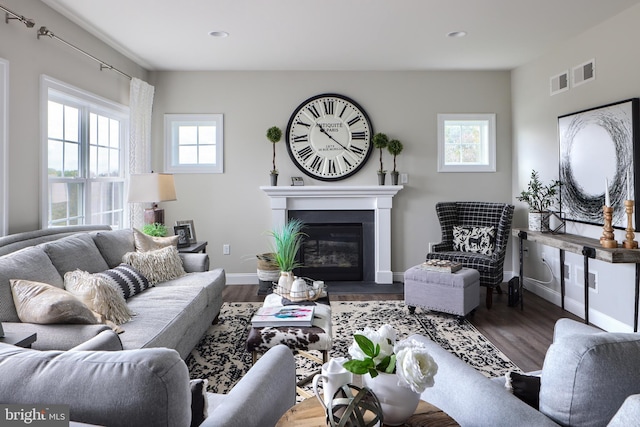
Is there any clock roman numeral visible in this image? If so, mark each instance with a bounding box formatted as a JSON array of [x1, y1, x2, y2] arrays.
[[328, 159, 337, 174], [309, 155, 323, 172], [351, 131, 366, 140], [323, 100, 335, 115], [347, 116, 361, 126], [292, 134, 308, 143], [296, 120, 311, 128], [306, 105, 320, 119], [297, 145, 314, 161], [338, 105, 348, 118], [349, 145, 365, 156]]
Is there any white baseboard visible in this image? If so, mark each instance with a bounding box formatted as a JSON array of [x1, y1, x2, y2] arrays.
[[523, 278, 634, 332], [226, 273, 258, 285]]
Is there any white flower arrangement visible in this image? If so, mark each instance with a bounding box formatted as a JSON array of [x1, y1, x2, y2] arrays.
[[343, 324, 438, 393]]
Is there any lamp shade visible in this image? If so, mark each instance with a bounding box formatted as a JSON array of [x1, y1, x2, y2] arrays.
[[128, 173, 177, 203]]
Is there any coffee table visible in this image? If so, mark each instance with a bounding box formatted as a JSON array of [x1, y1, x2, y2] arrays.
[[246, 292, 332, 397], [276, 397, 459, 426]]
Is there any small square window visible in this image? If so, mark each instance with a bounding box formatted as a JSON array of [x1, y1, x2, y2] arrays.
[[437, 113, 496, 172], [164, 114, 223, 174]]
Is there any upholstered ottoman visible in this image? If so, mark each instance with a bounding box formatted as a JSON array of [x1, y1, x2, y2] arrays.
[[246, 293, 332, 397], [404, 265, 480, 317]]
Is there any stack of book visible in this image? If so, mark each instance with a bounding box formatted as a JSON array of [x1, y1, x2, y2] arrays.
[[250, 305, 315, 327]]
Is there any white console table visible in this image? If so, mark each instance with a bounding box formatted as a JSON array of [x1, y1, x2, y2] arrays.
[[513, 228, 640, 331]]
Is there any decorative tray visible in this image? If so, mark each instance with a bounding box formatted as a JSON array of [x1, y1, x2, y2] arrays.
[[419, 259, 463, 273], [273, 277, 327, 302]]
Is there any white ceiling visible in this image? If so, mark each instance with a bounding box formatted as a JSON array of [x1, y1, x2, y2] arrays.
[[41, 0, 640, 72]]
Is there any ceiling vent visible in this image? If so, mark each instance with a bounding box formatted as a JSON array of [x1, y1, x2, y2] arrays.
[[550, 71, 569, 96], [572, 59, 596, 87]]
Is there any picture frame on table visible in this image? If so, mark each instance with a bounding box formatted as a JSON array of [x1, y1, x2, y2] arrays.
[[173, 225, 191, 248], [176, 220, 197, 244]]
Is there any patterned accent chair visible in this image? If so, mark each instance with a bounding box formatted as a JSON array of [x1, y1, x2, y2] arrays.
[[426, 202, 514, 309]]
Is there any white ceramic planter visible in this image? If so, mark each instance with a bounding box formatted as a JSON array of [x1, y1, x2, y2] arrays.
[[363, 372, 420, 426], [528, 212, 550, 232]]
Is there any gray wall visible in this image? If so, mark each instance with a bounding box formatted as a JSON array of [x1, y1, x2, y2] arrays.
[[511, 4, 640, 331], [0, 0, 147, 233], [149, 70, 513, 283]]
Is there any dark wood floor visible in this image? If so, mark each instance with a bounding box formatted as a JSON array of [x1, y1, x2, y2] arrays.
[[223, 284, 583, 373]]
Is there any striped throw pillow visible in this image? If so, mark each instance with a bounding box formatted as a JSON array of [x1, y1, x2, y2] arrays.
[[96, 263, 151, 299]]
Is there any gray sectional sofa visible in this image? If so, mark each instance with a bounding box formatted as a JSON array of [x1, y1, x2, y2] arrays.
[[0, 225, 226, 358], [0, 338, 296, 427]]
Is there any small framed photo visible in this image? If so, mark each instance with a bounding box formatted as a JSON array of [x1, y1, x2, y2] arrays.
[[176, 219, 197, 244], [174, 225, 191, 248]]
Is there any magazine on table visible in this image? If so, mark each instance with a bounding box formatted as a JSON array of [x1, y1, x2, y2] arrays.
[[251, 305, 315, 327]]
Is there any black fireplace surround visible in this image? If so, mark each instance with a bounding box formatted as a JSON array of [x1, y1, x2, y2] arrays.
[[288, 210, 375, 282]]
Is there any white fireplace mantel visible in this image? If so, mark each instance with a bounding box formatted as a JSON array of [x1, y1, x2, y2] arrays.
[[260, 185, 403, 284]]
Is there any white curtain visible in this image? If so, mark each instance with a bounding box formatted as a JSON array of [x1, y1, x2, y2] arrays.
[[128, 77, 155, 229]]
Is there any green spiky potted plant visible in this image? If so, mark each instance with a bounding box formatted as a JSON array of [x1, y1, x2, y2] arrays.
[[267, 219, 306, 296], [266, 126, 282, 186], [373, 133, 389, 185], [387, 139, 404, 185]]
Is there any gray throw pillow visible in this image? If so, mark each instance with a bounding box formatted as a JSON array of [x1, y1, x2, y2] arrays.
[[93, 229, 136, 268], [41, 233, 109, 276]]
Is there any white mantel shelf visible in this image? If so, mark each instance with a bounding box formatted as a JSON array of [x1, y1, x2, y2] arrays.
[[260, 185, 403, 284], [260, 185, 404, 198]]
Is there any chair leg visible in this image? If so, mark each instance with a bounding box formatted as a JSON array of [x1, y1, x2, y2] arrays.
[[495, 284, 503, 294], [486, 287, 493, 309]]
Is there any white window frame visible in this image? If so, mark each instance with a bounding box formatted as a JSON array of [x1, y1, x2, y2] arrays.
[[164, 113, 224, 174], [437, 113, 496, 172], [0, 58, 7, 236], [40, 75, 129, 229]]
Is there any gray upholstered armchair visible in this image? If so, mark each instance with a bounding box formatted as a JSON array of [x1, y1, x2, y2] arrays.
[[413, 318, 640, 426], [427, 201, 514, 309]]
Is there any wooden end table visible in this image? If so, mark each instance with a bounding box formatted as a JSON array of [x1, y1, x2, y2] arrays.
[[0, 331, 37, 348], [276, 398, 459, 427], [177, 241, 208, 253]]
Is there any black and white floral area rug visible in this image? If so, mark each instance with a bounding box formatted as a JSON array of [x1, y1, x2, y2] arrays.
[[186, 301, 520, 397]]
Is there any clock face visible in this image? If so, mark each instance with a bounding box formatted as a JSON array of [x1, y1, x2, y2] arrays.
[[286, 94, 373, 181]]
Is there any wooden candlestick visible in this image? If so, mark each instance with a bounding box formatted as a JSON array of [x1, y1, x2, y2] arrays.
[[600, 205, 618, 248], [623, 200, 638, 249]]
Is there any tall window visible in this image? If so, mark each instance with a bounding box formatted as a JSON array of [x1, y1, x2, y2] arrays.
[[42, 76, 128, 229], [437, 113, 496, 172]]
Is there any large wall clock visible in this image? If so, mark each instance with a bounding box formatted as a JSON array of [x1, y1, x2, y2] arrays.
[[286, 93, 373, 181]]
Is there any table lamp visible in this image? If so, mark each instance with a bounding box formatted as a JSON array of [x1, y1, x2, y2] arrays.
[[128, 173, 177, 224]]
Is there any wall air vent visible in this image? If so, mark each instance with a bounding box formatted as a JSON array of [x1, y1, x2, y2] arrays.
[[550, 71, 569, 96], [572, 59, 596, 87]]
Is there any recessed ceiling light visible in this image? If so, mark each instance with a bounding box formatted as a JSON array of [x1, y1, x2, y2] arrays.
[[209, 31, 229, 38], [447, 31, 467, 38]]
